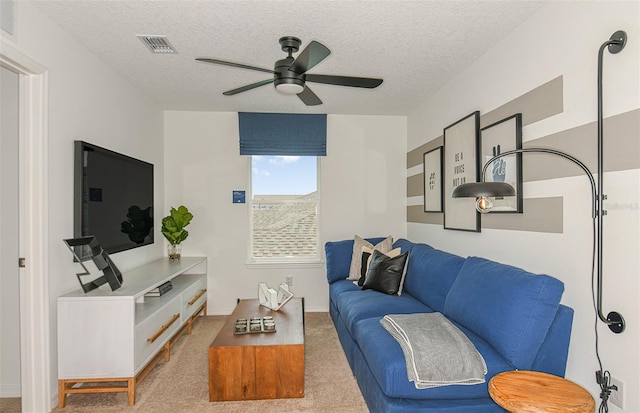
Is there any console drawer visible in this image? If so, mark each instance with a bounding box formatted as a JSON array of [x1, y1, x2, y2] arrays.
[[134, 298, 181, 370], [181, 275, 207, 319]]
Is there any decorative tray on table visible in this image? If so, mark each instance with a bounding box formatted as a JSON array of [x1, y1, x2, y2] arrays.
[[234, 316, 276, 335]]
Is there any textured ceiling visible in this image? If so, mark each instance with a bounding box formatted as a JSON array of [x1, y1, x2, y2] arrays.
[[32, 0, 546, 115]]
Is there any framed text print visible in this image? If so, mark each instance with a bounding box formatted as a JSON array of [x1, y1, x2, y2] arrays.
[[480, 113, 523, 213], [443, 111, 480, 232], [423, 147, 443, 212]]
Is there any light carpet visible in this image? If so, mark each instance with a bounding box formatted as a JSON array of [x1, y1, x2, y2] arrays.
[[50, 312, 368, 413]]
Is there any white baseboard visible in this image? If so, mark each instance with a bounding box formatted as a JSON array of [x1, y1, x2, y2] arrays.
[[0, 384, 21, 397]]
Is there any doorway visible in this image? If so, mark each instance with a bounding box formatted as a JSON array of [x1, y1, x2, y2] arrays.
[[0, 40, 50, 412], [0, 64, 21, 409]]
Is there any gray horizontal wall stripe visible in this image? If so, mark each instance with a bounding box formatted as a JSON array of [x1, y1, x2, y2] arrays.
[[419, 109, 640, 188], [406, 76, 564, 169], [407, 136, 443, 169], [407, 206, 443, 225], [408, 197, 564, 233], [481, 197, 563, 233], [479, 76, 564, 128], [407, 109, 638, 199], [405, 73, 636, 235], [407, 173, 423, 197], [523, 109, 640, 182]]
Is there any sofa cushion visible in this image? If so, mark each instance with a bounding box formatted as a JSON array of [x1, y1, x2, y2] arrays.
[[348, 235, 393, 280], [325, 237, 387, 284], [352, 316, 512, 400], [329, 280, 361, 312], [362, 250, 409, 295], [336, 290, 429, 335], [401, 244, 464, 313], [444, 256, 564, 369]]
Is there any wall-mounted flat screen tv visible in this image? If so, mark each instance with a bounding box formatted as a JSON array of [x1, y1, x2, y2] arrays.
[[74, 141, 154, 256]]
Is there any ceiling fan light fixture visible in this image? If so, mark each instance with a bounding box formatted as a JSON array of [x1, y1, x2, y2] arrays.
[[275, 78, 304, 95]]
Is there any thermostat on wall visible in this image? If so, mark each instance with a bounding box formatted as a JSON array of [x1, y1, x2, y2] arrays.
[[233, 190, 245, 204]]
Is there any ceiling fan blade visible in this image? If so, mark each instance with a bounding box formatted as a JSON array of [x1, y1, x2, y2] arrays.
[[289, 41, 331, 74], [297, 86, 322, 106], [196, 58, 275, 74], [305, 74, 383, 89], [223, 79, 275, 96]]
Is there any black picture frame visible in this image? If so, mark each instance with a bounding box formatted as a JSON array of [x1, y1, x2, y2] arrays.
[[480, 114, 523, 213], [423, 147, 443, 212], [443, 111, 480, 232]]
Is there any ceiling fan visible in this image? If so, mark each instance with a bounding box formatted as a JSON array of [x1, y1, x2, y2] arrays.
[[196, 36, 383, 106]]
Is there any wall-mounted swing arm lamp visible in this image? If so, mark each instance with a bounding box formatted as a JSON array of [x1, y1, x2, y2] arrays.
[[452, 30, 627, 335]]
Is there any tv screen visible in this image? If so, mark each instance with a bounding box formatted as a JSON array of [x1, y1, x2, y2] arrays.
[[74, 141, 154, 255]]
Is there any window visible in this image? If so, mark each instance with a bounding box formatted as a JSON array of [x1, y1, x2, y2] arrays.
[[250, 156, 320, 263]]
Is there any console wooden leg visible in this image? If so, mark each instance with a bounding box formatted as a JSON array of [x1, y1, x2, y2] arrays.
[[58, 380, 67, 408], [127, 377, 136, 406]]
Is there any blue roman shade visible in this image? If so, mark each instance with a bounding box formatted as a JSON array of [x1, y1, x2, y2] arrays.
[[239, 112, 327, 156]]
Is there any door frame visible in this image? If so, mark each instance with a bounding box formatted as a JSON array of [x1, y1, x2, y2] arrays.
[[0, 39, 51, 412]]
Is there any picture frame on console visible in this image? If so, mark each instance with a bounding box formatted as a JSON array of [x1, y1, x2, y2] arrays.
[[423, 147, 443, 213], [443, 111, 480, 232], [480, 113, 523, 213]]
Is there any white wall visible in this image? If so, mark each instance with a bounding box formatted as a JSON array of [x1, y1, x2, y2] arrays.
[[407, 2, 639, 411], [164, 112, 407, 314], [7, 2, 164, 408]]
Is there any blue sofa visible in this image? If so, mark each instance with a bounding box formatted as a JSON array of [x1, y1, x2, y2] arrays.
[[325, 238, 574, 413]]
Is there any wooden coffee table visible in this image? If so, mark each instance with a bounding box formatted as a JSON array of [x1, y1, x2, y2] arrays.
[[208, 298, 305, 401]]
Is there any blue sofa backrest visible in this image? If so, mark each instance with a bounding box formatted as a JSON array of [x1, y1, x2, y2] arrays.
[[325, 237, 387, 283], [396, 239, 465, 313], [444, 256, 565, 370]]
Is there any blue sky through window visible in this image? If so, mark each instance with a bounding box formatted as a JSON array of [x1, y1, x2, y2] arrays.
[[252, 156, 317, 196]]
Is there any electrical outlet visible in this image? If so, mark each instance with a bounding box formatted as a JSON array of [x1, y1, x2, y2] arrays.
[[285, 275, 293, 287], [610, 376, 624, 409]]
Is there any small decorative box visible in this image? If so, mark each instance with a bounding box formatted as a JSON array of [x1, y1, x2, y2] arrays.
[[234, 316, 277, 335]]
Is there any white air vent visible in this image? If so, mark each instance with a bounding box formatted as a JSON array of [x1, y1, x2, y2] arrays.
[[137, 35, 177, 54]]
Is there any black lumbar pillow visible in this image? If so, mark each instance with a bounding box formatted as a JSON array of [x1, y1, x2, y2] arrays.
[[362, 249, 409, 295]]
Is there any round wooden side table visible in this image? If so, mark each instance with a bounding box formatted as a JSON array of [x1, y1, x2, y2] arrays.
[[488, 370, 595, 413]]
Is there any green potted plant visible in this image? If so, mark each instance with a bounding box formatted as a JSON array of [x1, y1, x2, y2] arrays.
[[161, 205, 193, 260]]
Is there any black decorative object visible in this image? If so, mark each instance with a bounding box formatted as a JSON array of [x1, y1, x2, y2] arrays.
[[443, 111, 480, 232], [63, 236, 123, 293]]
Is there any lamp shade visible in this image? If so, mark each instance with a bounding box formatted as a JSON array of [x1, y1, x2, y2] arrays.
[[452, 182, 516, 198]]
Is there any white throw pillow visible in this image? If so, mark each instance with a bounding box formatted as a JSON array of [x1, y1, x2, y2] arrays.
[[347, 235, 392, 281]]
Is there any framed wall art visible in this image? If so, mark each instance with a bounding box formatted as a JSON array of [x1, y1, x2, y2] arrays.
[[423, 147, 443, 212], [480, 113, 523, 213], [443, 111, 480, 232]]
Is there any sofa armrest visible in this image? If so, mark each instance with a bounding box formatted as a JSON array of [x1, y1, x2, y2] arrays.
[[530, 304, 574, 377], [325, 237, 386, 284]]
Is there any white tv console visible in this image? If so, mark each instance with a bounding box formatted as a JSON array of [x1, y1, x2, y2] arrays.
[[57, 256, 207, 407]]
